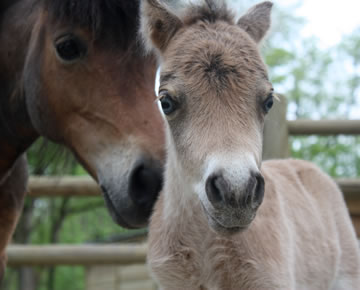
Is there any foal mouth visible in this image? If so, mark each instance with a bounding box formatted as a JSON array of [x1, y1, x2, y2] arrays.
[[208, 213, 249, 235], [201, 203, 249, 235]]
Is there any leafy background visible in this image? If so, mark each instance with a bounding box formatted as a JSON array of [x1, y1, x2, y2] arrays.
[[2, 0, 360, 289]]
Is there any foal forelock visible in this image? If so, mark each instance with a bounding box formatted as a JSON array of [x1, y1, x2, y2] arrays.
[[166, 36, 267, 93]]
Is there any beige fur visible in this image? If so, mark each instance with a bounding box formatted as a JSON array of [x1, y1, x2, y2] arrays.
[[149, 160, 360, 289], [141, 1, 360, 289]]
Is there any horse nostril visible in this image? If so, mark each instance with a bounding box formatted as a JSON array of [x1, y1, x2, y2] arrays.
[[252, 173, 265, 208], [206, 174, 224, 205], [129, 158, 163, 208]]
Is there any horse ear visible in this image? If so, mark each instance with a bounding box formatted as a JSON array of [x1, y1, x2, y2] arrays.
[[237, 1, 273, 44], [141, 0, 182, 53]]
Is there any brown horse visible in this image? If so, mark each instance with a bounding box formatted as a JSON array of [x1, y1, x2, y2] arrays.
[[0, 0, 166, 280], [141, 1, 360, 289]]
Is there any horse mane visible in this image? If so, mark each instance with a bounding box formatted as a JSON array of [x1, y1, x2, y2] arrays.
[[182, 0, 234, 26], [0, 0, 18, 18], [44, 0, 141, 49]]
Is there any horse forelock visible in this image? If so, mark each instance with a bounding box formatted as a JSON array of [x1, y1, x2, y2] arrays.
[[43, 0, 141, 49]]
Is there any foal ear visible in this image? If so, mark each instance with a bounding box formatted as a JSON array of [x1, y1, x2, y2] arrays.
[[141, 0, 182, 53], [237, 1, 273, 44]]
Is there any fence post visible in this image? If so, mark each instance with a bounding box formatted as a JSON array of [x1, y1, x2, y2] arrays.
[[262, 94, 289, 160]]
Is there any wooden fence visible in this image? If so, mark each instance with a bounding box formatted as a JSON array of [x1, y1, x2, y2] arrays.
[[6, 95, 360, 289], [7, 245, 155, 290]]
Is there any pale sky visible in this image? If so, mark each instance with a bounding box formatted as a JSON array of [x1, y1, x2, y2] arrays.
[[232, 0, 360, 48], [293, 0, 360, 48]]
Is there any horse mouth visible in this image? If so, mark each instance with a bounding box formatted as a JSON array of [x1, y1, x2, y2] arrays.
[[101, 186, 137, 229]]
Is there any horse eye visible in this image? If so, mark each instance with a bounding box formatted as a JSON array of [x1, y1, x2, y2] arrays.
[[160, 94, 178, 115], [55, 35, 87, 62], [262, 94, 274, 113]]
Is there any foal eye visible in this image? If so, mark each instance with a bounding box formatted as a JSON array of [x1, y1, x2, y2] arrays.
[[159, 93, 178, 115], [55, 35, 87, 62], [262, 93, 274, 113]]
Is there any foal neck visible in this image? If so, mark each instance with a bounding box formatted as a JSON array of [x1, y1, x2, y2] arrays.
[[162, 142, 203, 225]]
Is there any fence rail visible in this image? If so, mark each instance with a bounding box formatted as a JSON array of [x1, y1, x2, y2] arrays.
[[6, 244, 147, 266], [288, 120, 360, 135], [29, 176, 100, 197], [337, 178, 360, 196], [28, 176, 360, 198]]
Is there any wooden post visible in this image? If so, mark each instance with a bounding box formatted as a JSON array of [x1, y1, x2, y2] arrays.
[[262, 94, 289, 160]]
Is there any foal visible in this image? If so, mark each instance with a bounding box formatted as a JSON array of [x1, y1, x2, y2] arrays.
[[141, 1, 360, 289]]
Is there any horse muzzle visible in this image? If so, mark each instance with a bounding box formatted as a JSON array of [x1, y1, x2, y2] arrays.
[[99, 156, 163, 228]]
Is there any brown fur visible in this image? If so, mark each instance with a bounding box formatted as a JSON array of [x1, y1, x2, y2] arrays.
[[0, 0, 165, 281], [0, 156, 27, 281], [142, 1, 360, 289]]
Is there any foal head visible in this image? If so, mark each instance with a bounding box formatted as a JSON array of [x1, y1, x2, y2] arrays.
[[142, 0, 273, 234]]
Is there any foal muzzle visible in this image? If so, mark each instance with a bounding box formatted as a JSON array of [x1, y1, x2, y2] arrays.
[[204, 171, 265, 234]]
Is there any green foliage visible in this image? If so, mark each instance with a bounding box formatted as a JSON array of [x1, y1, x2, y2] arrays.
[[290, 136, 360, 177], [265, 48, 295, 67], [51, 267, 84, 290], [27, 138, 87, 176]]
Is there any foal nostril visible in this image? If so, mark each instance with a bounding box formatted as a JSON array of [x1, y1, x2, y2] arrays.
[[206, 172, 264, 210], [251, 173, 265, 208], [206, 174, 225, 205], [129, 158, 163, 208]]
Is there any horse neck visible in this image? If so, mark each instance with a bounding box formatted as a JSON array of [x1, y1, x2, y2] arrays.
[[0, 96, 37, 179], [0, 0, 39, 179]]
